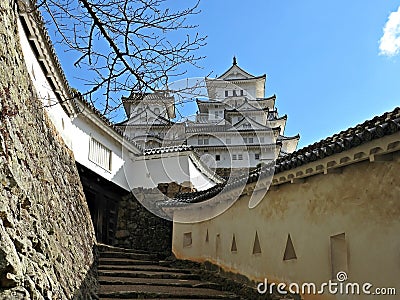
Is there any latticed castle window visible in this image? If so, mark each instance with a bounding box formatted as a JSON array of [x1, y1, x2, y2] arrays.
[[89, 138, 112, 171]]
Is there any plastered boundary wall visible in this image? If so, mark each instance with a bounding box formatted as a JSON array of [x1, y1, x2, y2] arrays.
[[172, 132, 400, 300]]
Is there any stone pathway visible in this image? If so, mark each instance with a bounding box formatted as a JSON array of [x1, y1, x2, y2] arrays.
[[97, 245, 240, 299]]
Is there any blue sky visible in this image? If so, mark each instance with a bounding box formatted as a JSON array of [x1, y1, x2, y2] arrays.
[[52, 0, 400, 149]]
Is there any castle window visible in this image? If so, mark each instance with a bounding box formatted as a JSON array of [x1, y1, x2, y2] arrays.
[[216, 154, 220, 161], [238, 154, 243, 160], [240, 90, 244, 96], [198, 136, 209, 145], [248, 137, 254, 143], [233, 90, 237, 96], [255, 153, 260, 160], [214, 110, 223, 119], [154, 107, 160, 115], [225, 90, 229, 97], [232, 154, 237, 160], [88, 138, 112, 171]]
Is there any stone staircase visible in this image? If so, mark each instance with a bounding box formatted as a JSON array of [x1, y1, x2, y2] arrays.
[[97, 245, 241, 299]]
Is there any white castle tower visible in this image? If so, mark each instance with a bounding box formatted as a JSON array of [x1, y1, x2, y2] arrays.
[[118, 57, 299, 175]]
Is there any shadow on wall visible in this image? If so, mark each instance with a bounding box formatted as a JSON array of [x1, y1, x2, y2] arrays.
[[76, 163, 173, 254], [72, 245, 99, 300], [114, 193, 173, 255]]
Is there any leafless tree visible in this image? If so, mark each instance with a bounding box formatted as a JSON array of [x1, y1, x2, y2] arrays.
[[34, 0, 206, 116]]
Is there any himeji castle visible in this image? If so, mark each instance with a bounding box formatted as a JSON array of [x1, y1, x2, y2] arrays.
[[118, 57, 299, 176]]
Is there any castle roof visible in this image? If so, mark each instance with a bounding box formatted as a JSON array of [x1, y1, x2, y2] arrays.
[[143, 145, 193, 155], [277, 134, 301, 141], [122, 91, 176, 119], [217, 57, 266, 81], [254, 95, 276, 102], [185, 124, 281, 134], [164, 106, 400, 205]]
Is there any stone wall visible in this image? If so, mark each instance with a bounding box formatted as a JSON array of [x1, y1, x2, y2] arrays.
[[0, 2, 97, 299], [215, 167, 254, 179], [114, 193, 172, 254], [158, 182, 196, 198], [114, 182, 198, 254]]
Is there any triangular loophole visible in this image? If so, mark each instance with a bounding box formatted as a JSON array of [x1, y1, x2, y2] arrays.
[[231, 234, 237, 252], [252, 231, 261, 254], [205, 229, 209, 243], [283, 234, 297, 260]]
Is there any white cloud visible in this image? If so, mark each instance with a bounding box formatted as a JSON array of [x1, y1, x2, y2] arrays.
[[379, 6, 400, 56]]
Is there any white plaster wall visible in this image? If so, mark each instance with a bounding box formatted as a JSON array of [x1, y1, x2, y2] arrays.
[[18, 18, 134, 191], [280, 138, 298, 154], [172, 153, 400, 300], [188, 158, 215, 190], [128, 154, 190, 189], [70, 116, 130, 188], [17, 19, 73, 148], [127, 152, 216, 191]]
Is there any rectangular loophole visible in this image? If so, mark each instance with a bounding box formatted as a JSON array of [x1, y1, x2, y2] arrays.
[[330, 233, 348, 279], [183, 232, 192, 248]]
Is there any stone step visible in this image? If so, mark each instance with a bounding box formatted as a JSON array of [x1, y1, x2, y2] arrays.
[[100, 250, 159, 260], [99, 276, 221, 290], [99, 257, 158, 266], [98, 284, 239, 299], [97, 243, 152, 255], [98, 269, 200, 280], [100, 298, 231, 300], [159, 260, 184, 267], [97, 245, 241, 300], [98, 264, 192, 274]]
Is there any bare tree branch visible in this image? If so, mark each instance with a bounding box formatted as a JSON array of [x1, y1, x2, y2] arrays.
[[36, 0, 206, 117]]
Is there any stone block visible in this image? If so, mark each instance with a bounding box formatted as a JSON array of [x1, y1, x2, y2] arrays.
[[115, 230, 130, 239]]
